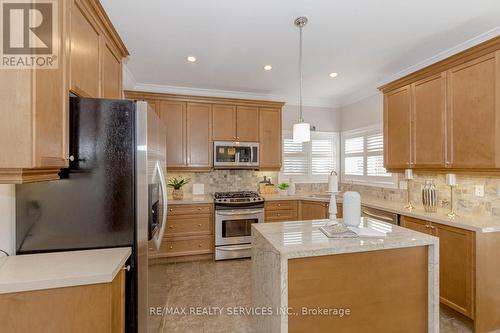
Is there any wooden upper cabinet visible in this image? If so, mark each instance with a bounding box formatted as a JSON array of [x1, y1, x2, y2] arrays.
[[70, 0, 101, 97], [212, 105, 236, 141], [447, 53, 498, 169], [384, 85, 412, 169], [236, 106, 259, 141], [434, 223, 475, 318], [412, 73, 446, 168], [101, 41, 122, 99], [259, 107, 282, 170], [158, 101, 186, 168], [186, 103, 212, 169]]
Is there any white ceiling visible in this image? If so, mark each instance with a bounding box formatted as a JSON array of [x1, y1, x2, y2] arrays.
[[101, 0, 500, 107]]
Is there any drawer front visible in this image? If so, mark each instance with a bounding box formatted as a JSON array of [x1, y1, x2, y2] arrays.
[[167, 204, 212, 216], [265, 200, 298, 211], [166, 214, 212, 237], [163, 236, 213, 257], [265, 209, 298, 222]]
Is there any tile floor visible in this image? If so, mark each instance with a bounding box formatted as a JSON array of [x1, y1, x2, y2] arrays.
[[148, 259, 474, 333]]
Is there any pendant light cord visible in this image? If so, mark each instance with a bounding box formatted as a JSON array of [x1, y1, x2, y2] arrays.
[[298, 23, 303, 122]]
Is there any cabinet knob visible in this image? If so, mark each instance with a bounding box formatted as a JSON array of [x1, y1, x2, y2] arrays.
[[169, 208, 173, 212], [197, 208, 201, 210], [198, 224, 202, 227], [67, 155, 75, 162], [277, 204, 281, 207], [198, 244, 202, 247], [169, 226, 173, 229], [277, 213, 281, 216], [169, 246, 173, 249], [123, 265, 131, 272]]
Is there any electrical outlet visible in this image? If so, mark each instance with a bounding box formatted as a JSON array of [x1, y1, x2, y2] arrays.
[[475, 185, 485, 197], [399, 180, 407, 190]]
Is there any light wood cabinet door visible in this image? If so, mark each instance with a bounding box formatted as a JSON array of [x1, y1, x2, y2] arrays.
[[300, 201, 328, 220], [447, 52, 498, 169], [384, 85, 412, 169], [412, 74, 446, 168], [186, 103, 212, 168], [236, 106, 259, 141], [259, 107, 282, 170], [158, 101, 186, 168], [70, 0, 100, 97], [101, 41, 122, 99], [212, 105, 236, 141], [400, 216, 431, 235], [434, 223, 475, 318]]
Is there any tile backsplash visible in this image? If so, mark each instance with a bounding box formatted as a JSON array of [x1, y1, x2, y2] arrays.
[[342, 173, 500, 217], [166, 170, 329, 195]]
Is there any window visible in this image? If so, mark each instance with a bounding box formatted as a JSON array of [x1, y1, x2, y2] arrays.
[[280, 131, 339, 183], [341, 126, 397, 187]]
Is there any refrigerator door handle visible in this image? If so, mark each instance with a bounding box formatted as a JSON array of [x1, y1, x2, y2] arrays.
[[153, 161, 168, 250]]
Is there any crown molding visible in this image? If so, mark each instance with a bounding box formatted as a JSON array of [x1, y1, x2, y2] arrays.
[[379, 25, 500, 86], [132, 83, 339, 108]]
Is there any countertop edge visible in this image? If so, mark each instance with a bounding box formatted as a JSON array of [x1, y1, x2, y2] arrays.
[[0, 247, 132, 295]]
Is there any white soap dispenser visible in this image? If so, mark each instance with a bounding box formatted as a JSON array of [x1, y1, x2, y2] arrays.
[[288, 177, 296, 196]]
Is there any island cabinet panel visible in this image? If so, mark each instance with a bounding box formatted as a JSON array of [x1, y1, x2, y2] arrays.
[[236, 106, 259, 141], [412, 74, 447, 168], [384, 85, 412, 169], [70, 0, 101, 97], [149, 204, 214, 260], [186, 103, 212, 169], [158, 101, 186, 168], [0, 270, 125, 333], [288, 246, 429, 333], [300, 201, 329, 220], [259, 107, 282, 170], [447, 53, 498, 169], [400, 216, 475, 319], [212, 105, 236, 141]]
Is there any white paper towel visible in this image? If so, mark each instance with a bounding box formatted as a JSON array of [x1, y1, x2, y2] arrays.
[[343, 191, 361, 227], [327, 173, 338, 193]]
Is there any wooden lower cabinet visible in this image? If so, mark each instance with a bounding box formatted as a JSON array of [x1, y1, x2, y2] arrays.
[[0, 270, 125, 333], [265, 201, 298, 222], [300, 201, 329, 220], [400, 216, 474, 319], [150, 204, 214, 259]]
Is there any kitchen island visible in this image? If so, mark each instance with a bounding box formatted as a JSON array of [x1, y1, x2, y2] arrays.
[[252, 218, 439, 333]]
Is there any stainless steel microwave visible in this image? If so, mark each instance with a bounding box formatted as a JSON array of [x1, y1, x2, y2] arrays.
[[213, 141, 259, 169]]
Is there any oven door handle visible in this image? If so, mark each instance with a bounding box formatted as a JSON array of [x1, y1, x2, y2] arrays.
[[216, 210, 263, 216], [217, 245, 252, 251]]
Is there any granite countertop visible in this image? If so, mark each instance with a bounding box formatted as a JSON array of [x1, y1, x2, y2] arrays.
[[262, 193, 500, 233], [252, 218, 438, 259], [168, 194, 213, 205], [0, 247, 131, 294]]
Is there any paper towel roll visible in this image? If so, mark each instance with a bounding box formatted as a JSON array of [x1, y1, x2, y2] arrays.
[[343, 191, 361, 227], [328, 173, 338, 193]]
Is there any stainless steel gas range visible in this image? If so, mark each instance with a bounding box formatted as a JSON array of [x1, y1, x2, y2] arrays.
[[214, 191, 264, 260]]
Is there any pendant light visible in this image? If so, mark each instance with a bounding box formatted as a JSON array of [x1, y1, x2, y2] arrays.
[[292, 16, 310, 143]]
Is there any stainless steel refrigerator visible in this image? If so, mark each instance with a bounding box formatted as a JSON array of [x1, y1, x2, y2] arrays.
[[16, 97, 167, 333]]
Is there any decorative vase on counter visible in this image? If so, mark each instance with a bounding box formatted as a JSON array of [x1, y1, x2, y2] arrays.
[[422, 180, 437, 213], [172, 188, 184, 200], [288, 178, 296, 196], [343, 191, 361, 227]]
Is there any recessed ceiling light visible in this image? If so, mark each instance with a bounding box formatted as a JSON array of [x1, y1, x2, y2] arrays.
[[264, 65, 273, 71], [329, 72, 338, 78], [187, 56, 197, 63]]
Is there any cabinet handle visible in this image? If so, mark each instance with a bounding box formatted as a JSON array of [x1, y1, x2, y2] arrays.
[[430, 225, 436, 230], [425, 224, 430, 229], [123, 265, 131, 272], [169, 226, 174, 229], [197, 208, 202, 211]]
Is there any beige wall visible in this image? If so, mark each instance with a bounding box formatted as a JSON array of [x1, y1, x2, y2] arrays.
[[283, 104, 342, 132], [340, 93, 383, 131]]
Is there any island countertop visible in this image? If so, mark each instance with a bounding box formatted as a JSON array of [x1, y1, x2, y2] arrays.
[[0, 247, 131, 294], [252, 218, 438, 259]]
